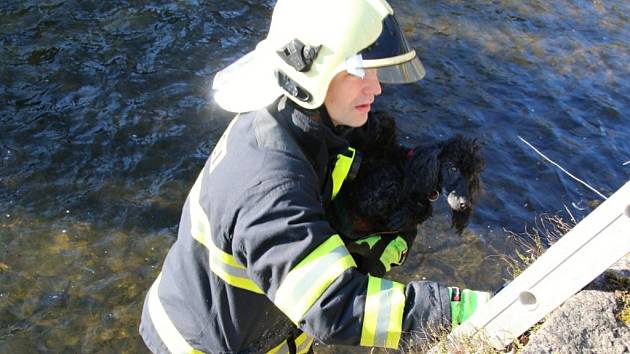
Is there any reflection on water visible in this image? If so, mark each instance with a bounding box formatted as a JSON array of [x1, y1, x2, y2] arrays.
[[1, 0, 628, 352]]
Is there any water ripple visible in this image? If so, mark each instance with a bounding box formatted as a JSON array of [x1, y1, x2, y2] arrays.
[[1, 0, 628, 352]]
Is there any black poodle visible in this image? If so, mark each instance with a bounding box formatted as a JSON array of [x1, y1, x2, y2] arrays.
[[332, 112, 485, 241]]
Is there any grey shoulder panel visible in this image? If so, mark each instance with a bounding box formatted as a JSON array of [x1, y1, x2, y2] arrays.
[[253, 109, 303, 159]]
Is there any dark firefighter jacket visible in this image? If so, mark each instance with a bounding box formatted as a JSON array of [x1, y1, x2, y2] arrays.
[[139, 96, 452, 354]]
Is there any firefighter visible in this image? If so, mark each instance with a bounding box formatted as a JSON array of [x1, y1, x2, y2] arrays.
[[139, 0, 490, 352]]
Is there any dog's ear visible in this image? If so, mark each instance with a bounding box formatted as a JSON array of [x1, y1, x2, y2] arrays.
[[470, 138, 486, 173], [466, 138, 485, 204], [452, 208, 471, 233], [403, 146, 440, 198]]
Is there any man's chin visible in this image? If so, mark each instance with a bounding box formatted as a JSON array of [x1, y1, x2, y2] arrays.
[[330, 111, 369, 127], [352, 113, 369, 128]]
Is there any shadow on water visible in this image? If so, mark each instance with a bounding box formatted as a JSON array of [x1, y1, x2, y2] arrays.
[[1, 0, 628, 352]]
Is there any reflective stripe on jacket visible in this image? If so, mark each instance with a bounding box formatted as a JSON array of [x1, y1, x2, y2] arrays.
[[139, 97, 451, 353]]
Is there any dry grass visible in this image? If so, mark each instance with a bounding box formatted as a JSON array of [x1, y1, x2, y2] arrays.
[[415, 214, 576, 354], [620, 293, 630, 325], [493, 214, 576, 352], [425, 331, 500, 354], [409, 213, 630, 353], [501, 214, 573, 280], [599, 271, 630, 326], [400, 325, 500, 354]]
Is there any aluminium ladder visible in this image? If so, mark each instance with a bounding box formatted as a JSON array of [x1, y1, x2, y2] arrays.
[[439, 180, 630, 350]]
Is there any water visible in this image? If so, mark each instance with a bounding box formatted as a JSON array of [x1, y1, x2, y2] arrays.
[[1, 0, 628, 352]]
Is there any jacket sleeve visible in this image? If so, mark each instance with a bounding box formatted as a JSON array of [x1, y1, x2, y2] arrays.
[[231, 175, 451, 349]]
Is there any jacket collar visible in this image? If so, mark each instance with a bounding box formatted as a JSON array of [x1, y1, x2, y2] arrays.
[[270, 97, 349, 194], [273, 96, 349, 163]]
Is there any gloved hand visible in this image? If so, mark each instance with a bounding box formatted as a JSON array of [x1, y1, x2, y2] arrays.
[[448, 287, 491, 326], [346, 234, 409, 277]]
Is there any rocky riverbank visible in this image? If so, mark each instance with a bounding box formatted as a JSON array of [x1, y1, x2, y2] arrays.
[[520, 254, 630, 353]]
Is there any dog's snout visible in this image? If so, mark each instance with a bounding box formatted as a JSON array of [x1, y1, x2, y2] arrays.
[[447, 193, 470, 211], [457, 197, 470, 210]]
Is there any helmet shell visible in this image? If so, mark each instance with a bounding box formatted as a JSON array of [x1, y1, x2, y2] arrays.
[[264, 0, 393, 109], [213, 0, 403, 112]]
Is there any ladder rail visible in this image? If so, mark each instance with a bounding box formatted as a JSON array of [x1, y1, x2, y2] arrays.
[[439, 180, 630, 349]]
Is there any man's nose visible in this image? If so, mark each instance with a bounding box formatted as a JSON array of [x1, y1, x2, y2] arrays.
[[364, 70, 382, 96]]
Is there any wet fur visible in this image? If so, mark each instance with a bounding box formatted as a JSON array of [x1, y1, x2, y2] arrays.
[[334, 112, 485, 239]]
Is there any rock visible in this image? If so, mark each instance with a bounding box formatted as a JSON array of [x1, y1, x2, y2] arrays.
[[521, 252, 630, 354], [609, 254, 630, 280], [521, 290, 630, 354]]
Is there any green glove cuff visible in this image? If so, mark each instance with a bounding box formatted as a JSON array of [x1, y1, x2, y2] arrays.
[[378, 236, 408, 272], [352, 234, 408, 274], [448, 287, 491, 326], [354, 234, 381, 249]]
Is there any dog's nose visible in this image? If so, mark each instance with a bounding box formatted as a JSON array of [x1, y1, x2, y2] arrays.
[[457, 196, 470, 210]]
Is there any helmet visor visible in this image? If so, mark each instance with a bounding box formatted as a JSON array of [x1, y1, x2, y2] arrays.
[[373, 55, 425, 83], [354, 14, 426, 84]]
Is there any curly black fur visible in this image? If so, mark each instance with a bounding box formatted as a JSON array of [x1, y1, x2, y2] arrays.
[[332, 112, 485, 240]]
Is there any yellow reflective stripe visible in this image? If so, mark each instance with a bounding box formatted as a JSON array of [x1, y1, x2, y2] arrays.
[[295, 332, 315, 354], [147, 273, 205, 354], [275, 235, 357, 323], [189, 172, 264, 294], [360, 276, 405, 348], [331, 147, 356, 200], [208, 241, 246, 270], [208, 246, 264, 294], [266, 338, 289, 354], [386, 281, 405, 348], [361, 277, 380, 346], [189, 174, 210, 248], [265, 332, 314, 354]]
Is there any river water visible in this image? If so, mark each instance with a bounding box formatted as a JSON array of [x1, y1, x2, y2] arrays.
[[1, 0, 628, 352]]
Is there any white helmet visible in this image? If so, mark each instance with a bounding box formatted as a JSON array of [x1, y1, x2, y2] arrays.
[[213, 0, 425, 113]]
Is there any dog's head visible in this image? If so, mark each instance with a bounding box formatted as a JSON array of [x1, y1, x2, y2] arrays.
[[403, 135, 484, 232], [438, 136, 484, 208]]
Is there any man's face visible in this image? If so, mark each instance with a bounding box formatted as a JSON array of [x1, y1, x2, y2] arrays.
[[324, 69, 382, 127]]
